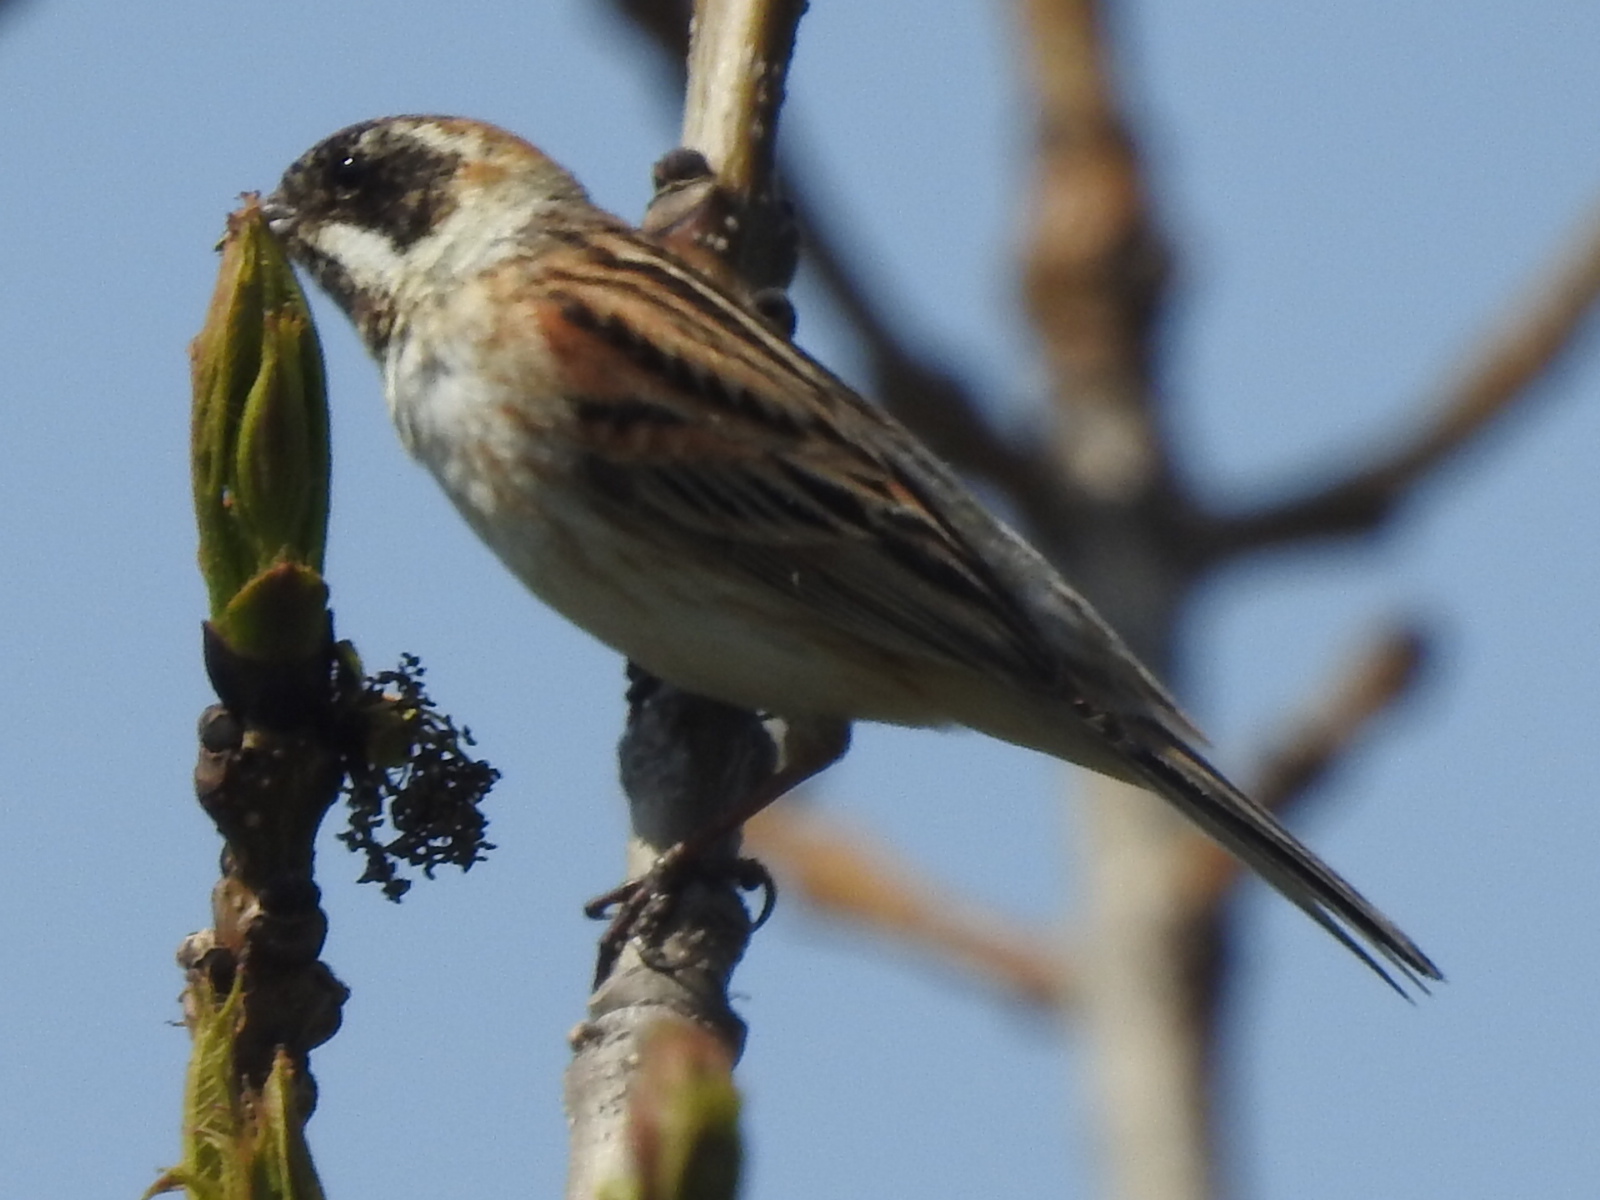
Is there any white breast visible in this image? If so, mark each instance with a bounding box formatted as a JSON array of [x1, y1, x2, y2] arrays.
[[380, 321, 973, 727]]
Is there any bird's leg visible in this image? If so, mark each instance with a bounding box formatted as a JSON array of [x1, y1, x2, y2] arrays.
[[586, 713, 851, 982]]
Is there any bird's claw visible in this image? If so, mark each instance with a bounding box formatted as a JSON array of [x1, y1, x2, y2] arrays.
[[585, 852, 777, 986]]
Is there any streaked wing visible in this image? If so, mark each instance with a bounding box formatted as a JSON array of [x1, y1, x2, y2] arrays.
[[512, 219, 1442, 993], [524, 223, 1064, 691]]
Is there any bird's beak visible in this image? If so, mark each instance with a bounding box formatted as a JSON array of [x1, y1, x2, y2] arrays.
[[258, 192, 296, 240]]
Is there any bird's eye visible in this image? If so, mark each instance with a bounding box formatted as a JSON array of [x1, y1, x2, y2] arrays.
[[329, 152, 368, 195]]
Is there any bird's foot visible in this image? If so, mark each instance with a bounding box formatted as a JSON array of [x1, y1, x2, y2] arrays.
[[584, 850, 776, 986]]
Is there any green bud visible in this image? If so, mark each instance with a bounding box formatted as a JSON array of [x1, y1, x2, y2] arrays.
[[232, 310, 323, 571], [215, 561, 331, 664], [192, 198, 331, 661]]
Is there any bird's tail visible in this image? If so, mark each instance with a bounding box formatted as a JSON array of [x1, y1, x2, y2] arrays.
[[1133, 736, 1442, 995]]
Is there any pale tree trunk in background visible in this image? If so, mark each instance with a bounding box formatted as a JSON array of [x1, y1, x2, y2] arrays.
[[1019, 2, 1215, 1193]]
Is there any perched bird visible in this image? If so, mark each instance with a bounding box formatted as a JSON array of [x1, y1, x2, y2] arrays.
[[264, 115, 1439, 990]]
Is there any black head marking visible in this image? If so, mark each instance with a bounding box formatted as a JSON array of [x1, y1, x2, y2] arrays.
[[278, 117, 463, 251]]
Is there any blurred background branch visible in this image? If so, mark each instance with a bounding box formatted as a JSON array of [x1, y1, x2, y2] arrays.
[[1204, 205, 1600, 560]]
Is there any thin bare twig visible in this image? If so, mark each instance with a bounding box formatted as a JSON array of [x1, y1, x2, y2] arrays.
[[747, 804, 1073, 1009], [680, 0, 804, 198], [1207, 204, 1600, 559]]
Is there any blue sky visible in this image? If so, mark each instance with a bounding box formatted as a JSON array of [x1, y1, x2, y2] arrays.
[[1, 2, 1597, 1197]]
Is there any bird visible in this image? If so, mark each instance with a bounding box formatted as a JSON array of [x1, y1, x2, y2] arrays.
[[262, 114, 1440, 991]]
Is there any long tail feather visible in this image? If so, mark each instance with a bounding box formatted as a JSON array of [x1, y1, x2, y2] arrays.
[[1134, 738, 1442, 995]]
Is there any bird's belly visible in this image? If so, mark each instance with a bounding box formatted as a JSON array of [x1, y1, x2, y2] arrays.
[[472, 491, 950, 726], [388, 365, 937, 723], [397, 371, 1031, 737], [506, 512, 1140, 780]]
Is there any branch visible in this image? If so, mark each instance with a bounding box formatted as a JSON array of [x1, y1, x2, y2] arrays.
[[1209, 202, 1600, 558], [566, 4, 808, 1197], [633, 0, 804, 291], [1181, 625, 1432, 914], [179, 202, 348, 1126], [564, 677, 770, 1200], [1019, 0, 1179, 510], [680, 0, 804, 199], [746, 804, 1074, 1010]]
